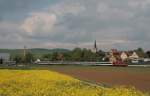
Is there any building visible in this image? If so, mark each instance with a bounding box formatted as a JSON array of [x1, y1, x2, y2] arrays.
[[129, 52, 140, 63], [120, 51, 141, 63], [120, 51, 139, 61], [108, 49, 121, 63], [92, 40, 98, 53], [107, 49, 142, 64], [120, 52, 128, 61], [0, 53, 10, 64], [129, 52, 139, 60]]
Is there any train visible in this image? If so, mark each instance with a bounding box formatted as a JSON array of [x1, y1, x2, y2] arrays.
[[34, 60, 128, 67]]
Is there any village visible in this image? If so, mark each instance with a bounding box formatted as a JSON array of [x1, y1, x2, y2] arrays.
[[0, 41, 150, 67]]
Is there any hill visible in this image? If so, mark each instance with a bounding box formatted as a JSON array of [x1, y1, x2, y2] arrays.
[[0, 48, 70, 55]]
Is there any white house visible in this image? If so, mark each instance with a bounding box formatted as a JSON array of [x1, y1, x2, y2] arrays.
[[120, 52, 128, 61], [129, 52, 139, 59], [35, 59, 41, 63], [129, 52, 139, 63]]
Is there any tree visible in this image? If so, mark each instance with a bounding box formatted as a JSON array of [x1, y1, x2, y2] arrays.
[[135, 48, 145, 58], [40, 48, 106, 62], [52, 52, 59, 61], [26, 52, 34, 63], [97, 50, 106, 61], [146, 51, 150, 58], [13, 54, 23, 64], [63, 52, 71, 61], [82, 48, 90, 61], [57, 53, 64, 61], [0, 58, 3, 64], [71, 48, 82, 61], [42, 54, 52, 60]]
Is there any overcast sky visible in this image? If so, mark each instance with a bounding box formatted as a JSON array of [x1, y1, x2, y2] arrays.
[[0, 0, 150, 50]]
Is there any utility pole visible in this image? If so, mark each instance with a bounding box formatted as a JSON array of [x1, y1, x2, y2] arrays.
[[23, 46, 26, 64]]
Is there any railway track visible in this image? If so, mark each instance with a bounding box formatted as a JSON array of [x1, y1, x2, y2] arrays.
[[35, 61, 150, 67]]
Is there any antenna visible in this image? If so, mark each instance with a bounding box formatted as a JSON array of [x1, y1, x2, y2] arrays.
[[23, 46, 26, 57], [23, 46, 27, 64]]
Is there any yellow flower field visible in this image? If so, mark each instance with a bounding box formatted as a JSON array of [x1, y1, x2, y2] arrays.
[[0, 70, 148, 96]]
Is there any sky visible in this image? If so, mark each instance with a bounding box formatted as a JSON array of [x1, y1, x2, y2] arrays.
[[0, 0, 150, 50]]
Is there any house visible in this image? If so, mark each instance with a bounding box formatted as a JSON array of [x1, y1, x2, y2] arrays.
[[128, 52, 140, 63], [108, 49, 121, 63], [109, 55, 117, 63], [105, 49, 142, 64], [120, 52, 128, 61], [129, 52, 139, 59], [0, 53, 10, 64], [35, 59, 41, 63], [120, 51, 140, 63]]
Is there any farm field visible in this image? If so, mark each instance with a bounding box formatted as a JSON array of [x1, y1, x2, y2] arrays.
[[0, 69, 147, 96], [30, 65, 150, 92]]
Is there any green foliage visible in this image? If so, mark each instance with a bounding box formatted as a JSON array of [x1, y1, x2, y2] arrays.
[[146, 51, 150, 58], [52, 52, 59, 61], [36, 48, 106, 62], [0, 48, 70, 57], [42, 54, 53, 60], [71, 48, 83, 61], [13, 54, 24, 64], [134, 48, 146, 58], [41, 48, 99, 61], [26, 52, 34, 63], [12, 52, 34, 64]]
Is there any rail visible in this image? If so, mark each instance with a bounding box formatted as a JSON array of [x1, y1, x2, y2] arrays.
[[35, 61, 113, 66]]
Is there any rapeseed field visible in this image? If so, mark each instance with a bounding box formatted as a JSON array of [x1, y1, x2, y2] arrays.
[[0, 70, 148, 96]]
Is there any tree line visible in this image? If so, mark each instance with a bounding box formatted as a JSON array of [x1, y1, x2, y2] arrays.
[[11, 47, 150, 64]]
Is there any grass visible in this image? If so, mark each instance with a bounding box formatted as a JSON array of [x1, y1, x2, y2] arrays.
[[0, 69, 148, 96], [29, 64, 150, 73], [1, 64, 150, 72]]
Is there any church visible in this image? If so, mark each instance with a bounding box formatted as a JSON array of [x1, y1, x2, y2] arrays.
[[92, 40, 98, 53]]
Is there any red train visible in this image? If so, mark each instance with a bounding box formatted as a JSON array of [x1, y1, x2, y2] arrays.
[[112, 60, 128, 67]]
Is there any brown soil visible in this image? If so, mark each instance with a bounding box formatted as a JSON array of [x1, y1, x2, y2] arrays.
[[48, 66, 150, 92]]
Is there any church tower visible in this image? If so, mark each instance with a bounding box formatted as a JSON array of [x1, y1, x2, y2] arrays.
[[92, 40, 98, 53]]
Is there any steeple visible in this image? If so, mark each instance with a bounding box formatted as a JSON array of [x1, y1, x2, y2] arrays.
[[93, 40, 98, 53], [94, 40, 97, 49]]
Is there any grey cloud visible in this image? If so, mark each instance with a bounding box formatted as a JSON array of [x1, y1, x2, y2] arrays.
[[0, 0, 58, 21], [0, 0, 150, 50]]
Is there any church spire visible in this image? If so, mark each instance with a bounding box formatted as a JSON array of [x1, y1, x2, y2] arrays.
[[93, 40, 98, 53], [94, 40, 97, 49]]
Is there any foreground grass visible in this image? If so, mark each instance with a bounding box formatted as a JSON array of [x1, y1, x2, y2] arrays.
[[0, 70, 148, 96]]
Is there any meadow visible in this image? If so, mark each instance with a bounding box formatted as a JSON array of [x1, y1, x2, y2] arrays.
[[0, 69, 149, 96]]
